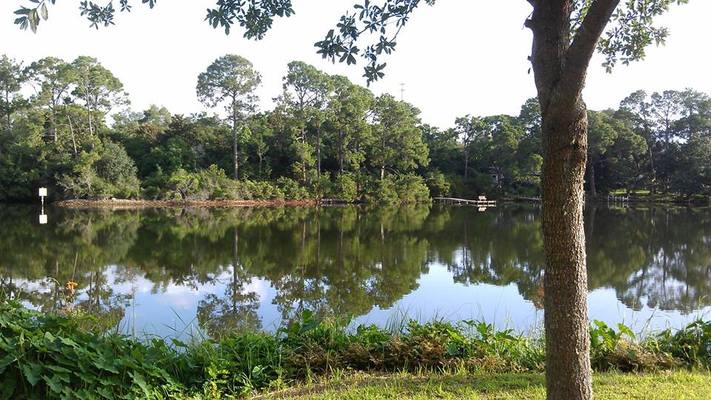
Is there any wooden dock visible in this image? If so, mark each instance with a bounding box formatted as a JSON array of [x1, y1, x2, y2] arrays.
[[433, 196, 497, 207]]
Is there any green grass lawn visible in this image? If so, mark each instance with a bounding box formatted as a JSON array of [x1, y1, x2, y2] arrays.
[[254, 371, 711, 400]]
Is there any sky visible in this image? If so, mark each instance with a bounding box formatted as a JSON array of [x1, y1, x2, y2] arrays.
[[2, 0, 711, 129]]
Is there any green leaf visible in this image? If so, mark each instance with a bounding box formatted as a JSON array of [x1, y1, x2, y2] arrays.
[[617, 323, 636, 339], [129, 371, 151, 397], [20, 362, 42, 386], [42, 374, 63, 393], [60, 337, 78, 347], [40, 3, 49, 20], [29, 9, 39, 33], [93, 357, 119, 374], [0, 374, 16, 400], [0, 355, 15, 374]]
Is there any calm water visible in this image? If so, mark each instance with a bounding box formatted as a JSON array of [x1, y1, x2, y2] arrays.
[[1, 204, 709, 339]]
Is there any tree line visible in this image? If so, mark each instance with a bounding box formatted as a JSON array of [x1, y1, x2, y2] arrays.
[[1, 54, 708, 203]]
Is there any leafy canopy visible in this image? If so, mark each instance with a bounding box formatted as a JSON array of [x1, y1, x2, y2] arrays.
[[14, 0, 688, 82], [196, 54, 262, 119]]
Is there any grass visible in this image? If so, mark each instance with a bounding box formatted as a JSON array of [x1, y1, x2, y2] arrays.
[[255, 371, 711, 400]]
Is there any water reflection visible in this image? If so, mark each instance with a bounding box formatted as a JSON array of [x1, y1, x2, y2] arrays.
[[0, 204, 709, 337]]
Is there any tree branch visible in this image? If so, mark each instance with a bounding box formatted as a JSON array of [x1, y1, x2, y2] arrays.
[[560, 0, 620, 100]]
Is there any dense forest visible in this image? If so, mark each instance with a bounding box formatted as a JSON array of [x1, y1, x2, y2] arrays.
[[1, 54, 709, 203]]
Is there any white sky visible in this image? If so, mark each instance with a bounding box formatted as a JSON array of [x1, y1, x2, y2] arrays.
[[2, 0, 710, 129]]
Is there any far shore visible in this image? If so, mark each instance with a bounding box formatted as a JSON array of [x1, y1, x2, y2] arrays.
[[30, 196, 711, 209], [53, 198, 321, 209]]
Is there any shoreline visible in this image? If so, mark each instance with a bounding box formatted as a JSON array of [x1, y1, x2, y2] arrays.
[[15, 196, 709, 209], [53, 198, 320, 209]]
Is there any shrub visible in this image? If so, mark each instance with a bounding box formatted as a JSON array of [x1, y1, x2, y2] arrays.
[[333, 173, 359, 202], [166, 168, 202, 200], [426, 170, 452, 197], [395, 174, 431, 203], [276, 177, 311, 200], [0, 302, 184, 399], [244, 180, 285, 200], [653, 320, 711, 368], [312, 172, 333, 199], [58, 143, 141, 200], [362, 176, 399, 204], [196, 165, 240, 200]]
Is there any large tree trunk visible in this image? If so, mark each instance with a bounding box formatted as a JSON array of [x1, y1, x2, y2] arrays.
[[233, 123, 240, 180], [67, 113, 79, 156], [527, 1, 620, 399], [541, 102, 592, 400]]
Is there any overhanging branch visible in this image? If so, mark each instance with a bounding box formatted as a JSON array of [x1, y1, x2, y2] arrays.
[[560, 0, 620, 101]]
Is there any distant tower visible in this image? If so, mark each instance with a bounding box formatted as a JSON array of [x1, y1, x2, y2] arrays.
[[400, 83, 405, 101]]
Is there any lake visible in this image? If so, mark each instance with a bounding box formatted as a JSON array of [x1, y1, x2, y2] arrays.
[[1, 204, 709, 339]]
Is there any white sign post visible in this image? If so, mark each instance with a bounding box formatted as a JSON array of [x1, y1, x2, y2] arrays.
[[39, 187, 48, 225], [39, 187, 47, 206]]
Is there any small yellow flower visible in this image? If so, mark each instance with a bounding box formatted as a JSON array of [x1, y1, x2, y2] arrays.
[[65, 281, 78, 293]]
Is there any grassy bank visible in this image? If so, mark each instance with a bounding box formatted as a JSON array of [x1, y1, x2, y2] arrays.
[[1, 302, 709, 399], [253, 371, 711, 399]]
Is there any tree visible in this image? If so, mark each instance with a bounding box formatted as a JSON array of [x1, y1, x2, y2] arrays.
[[421, 124, 459, 177], [26, 57, 76, 144], [675, 89, 711, 140], [278, 61, 333, 182], [515, 98, 544, 194], [369, 94, 428, 180], [12, 1, 690, 398], [71, 56, 127, 138], [0, 55, 25, 138], [454, 115, 486, 181], [618, 90, 658, 189], [601, 111, 648, 193], [245, 113, 274, 179], [196, 55, 261, 180], [586, 111, 618, 196], [326, 75, 373, 175]]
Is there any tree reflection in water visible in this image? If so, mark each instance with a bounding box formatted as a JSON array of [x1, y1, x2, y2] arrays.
[[0, 204, 708, 337]]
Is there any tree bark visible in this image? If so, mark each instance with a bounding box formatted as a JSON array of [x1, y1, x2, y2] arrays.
[[541, 102, 591, 400], [233, 123, 240, 180], [527, 1, 620, 399], [232, 106, 240, 180], [67, 113, 79, 156]]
